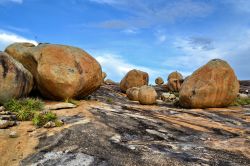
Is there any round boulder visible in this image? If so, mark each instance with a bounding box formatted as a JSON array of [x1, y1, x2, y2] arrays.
[[138, 86, 157, 105], [179, 59, 239, 108], [120, 69, 149, 92], [167, 71, 183, 92], [126, 87, 140, 101], [155, 77, 164, 85], [5, 43, 102, 100], [0, 52, 33, 104]]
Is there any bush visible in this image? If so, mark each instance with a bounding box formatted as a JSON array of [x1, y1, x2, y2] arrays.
[[231, 97, 250, 106], [4, 98, 44, 121], [32, 111, 57, 127]]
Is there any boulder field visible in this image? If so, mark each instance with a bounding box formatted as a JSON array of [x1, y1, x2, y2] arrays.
[[5, 43, 102, 100]]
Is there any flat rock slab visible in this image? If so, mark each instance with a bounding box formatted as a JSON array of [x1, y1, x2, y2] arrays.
[[45, 103, 77, 110]]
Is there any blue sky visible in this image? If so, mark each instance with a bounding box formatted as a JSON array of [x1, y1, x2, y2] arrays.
[[0, 0, 250, 82]]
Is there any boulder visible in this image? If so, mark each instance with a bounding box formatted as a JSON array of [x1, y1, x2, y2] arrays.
[[238, 93, 248, 99], [105, 79, 117, 85], [161, 93, 176, 102], [126, 87, 140, 101], [5, 43, 102, 100], [155, 77, 164, 85], [102, 72, 107, 82], [138, 86, 157, 105], [0, 52, 33, 104], [120, 69, 149, 92], [167, 71, 183, 92], [179, 59, 239, 108]]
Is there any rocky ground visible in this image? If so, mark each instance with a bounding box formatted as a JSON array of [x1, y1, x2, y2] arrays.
[[1, 84, 250, 166]]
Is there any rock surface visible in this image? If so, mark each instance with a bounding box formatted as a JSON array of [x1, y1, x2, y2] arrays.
[[45, 103, 77, 110], [126, 87, 140, 101], [5, 43, 102, 100], [167, 71, 183, 92], [179, 59, 239, 108], [19, 84, 250, 166], [155, 77, 164, 85], [120, 69, 149, 92], [138, 86, 157, 105], [0, 52, 33, 104]]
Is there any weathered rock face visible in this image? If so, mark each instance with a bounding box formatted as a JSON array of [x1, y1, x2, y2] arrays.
[[126, 87, 140, 101], [5, 43, 102, 100], [167, 71, 183, 92], [179, 59, 239, 108], [155, 77, 164, 85], [0, 52, 33, 104], [120, 69, 149, 92], [138, 86, 157, 105]]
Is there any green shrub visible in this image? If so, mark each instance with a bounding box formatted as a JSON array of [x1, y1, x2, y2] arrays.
[[32, 111, 57, 127], [4, 98, 44, 121], [231, 97, 250, 106], [106, 98, 113, 103], [65, 98, 80, 106]]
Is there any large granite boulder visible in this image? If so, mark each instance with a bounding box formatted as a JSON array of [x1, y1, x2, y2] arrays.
[[0, 52, 33, 104], [120, 69, 149, 92], [138, 86, 157, 105], [5, 43, 102, 100], [179, 59, 239, 108], [167, 71, 183, 92]]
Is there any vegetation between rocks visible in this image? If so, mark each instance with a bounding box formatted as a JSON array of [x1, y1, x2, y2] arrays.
[[4, 98, 60, 127], [231, 97, 250, 106]]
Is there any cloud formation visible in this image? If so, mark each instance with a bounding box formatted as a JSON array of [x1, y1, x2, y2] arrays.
[[0, 30, 37, 51], [90, 0, 213, 29]]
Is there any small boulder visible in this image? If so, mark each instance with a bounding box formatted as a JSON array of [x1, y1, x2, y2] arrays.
[[126, 87, 140, 101], [9, 131, 18, 138], [138, 86, 157, 105], [161, 93, 176, 102], [120, 69, 149, 92], [167, 71, 183, 92], [155, 77, 164, 85], [5, 43, 102, 100], [0, 120, 10, 129], [238, 93, 248, 99], [0, 52, 33, 104], [179, 59, 239, 108], [102, 72, 107, 81], [105, 79, 117, 85], [43, 121, 56, 128]]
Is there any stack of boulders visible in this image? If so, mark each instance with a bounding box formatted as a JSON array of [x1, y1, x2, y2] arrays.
[[120, 69, 149, 92], [167, 71, 184, 92], [0, 42, 103, 102], [0, 106, 17, 129]]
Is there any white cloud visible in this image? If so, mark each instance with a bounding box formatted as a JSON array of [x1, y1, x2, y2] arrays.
[[0, 30, 37, 51], [165, 27, 250, 79], [90, 51, 168, 83], [0, 0, 23, 4]]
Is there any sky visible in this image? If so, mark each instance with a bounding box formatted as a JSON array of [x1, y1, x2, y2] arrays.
[[0, 0, 250, 83]]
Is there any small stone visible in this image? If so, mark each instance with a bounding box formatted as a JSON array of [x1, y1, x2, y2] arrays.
[[9, 131, 18, 138], [0, 106, 5, 112], [156, 99, 164, 105], [0, 120, 10, 129], [27, 128, 35, 132], [109, 134, 121, 143], [238, 93, 248, 99], [43, 121, 56, 128]]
